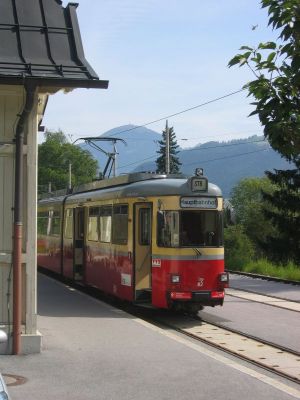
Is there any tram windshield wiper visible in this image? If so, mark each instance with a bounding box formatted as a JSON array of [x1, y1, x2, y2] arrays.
[[193, 248, 202, 257]]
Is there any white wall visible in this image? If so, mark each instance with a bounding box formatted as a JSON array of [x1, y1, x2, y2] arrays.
[[0, 85, 44, 354]]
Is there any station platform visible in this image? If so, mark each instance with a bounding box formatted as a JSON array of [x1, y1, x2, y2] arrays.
[[0, 273, 298, 400]]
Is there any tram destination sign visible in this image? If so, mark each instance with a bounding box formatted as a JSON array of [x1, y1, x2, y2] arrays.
[[191, 177, 208, 192], [180, 197, 218, 209]]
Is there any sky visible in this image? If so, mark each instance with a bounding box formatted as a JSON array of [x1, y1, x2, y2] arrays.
[[42, 0, 278, 149]]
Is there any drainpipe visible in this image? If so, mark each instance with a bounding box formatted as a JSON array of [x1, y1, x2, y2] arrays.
[[13, 83, 36, 355]]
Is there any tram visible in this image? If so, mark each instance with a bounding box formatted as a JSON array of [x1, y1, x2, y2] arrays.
[[37, 171, 228, 313]]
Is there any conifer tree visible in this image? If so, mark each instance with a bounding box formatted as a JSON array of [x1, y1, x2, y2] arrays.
[[262, 162, 300, 264], [156, 122, 181, 174]]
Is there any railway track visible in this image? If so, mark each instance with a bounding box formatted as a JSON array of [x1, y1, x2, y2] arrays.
[[140, 310, 300, 385]]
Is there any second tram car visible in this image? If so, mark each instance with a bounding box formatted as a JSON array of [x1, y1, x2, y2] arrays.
[[37, 171, 228, 313]]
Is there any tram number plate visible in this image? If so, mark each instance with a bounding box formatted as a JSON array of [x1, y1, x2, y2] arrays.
[[152, 259, 161, 267]]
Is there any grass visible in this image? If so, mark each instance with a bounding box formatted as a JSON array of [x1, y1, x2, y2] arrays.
[[242, 259, 300, 281]]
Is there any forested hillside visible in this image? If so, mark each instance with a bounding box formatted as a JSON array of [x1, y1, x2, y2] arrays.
[[82, 125, 291, 197]]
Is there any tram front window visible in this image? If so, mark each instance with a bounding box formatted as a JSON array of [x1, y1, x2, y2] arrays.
[[157, 210, 223, 247]]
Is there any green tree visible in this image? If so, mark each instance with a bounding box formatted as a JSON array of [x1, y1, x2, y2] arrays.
[[224, 225, 255, 270], [230, 177, 277, 256], [156, 122, 181, 174], [38, 130, 98, 193], [262, 168, 300, 263], [228, 0, 300, 265]]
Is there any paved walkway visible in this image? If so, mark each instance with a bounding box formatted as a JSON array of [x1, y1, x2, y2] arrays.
[[0, 274, 299, 400]]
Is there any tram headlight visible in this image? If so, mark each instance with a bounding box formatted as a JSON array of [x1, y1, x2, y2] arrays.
[[171, 274, 181, 284]]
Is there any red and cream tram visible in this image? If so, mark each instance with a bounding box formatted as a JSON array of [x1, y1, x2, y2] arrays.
[[37, 171, 228, 313]]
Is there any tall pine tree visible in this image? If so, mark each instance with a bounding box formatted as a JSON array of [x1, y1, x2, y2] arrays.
[[156, 121, 181, 174], [229, 0, 300, 264]]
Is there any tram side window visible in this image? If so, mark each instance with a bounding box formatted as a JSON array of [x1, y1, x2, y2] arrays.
[[112, 205, 128, 244], [49, 210, 61, 236], [88, 207, 100, 241], [100, 205, 112, 243], [139, 208, 151, 245], [64, 208, 73, 239], [37, 211, 49, 235]]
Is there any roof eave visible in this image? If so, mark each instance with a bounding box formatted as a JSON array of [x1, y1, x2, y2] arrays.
[[0, 76, 109, 91]]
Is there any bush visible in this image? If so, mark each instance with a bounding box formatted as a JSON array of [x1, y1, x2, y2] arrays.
[[224, 225, 254, 270], [244, 259, 300, 281]]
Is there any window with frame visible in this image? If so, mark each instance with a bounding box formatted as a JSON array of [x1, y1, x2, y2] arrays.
[[100, 205, 112, 243], [139, 208, 151, 245], [64, 208, 73, 239], [88, 207, 100, 241], [50, 210, 61, 236], [112, 204, 128, 244], [37, 211, 49, 235], [157, 210, 223, 248]]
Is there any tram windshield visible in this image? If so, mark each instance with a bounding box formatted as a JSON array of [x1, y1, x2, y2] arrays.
[[157, 210, 223, 247]]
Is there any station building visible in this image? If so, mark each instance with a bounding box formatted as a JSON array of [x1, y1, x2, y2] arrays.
[[0, 0, 108, 354]]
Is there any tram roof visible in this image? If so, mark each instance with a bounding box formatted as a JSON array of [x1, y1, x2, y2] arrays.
[[66, 174, 222, 205], [38, 173, 222, 207]]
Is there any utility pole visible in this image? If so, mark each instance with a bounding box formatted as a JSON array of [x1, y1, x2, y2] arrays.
[[165, 120, 170, 174]]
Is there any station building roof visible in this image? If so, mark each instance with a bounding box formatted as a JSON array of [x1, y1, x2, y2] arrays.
[[0, 0, 108, 91]]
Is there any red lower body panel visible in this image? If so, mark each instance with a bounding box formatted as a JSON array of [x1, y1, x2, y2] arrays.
[[152, 259, 225, 308], [85, 245, 134, 302], [37, 237, 61, 274]]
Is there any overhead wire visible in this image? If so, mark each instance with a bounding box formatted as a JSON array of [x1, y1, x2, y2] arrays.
[[118, 138, 268, 170], [110, 130, 261, 143], [72, 86, 266, 173], [184, 148, 269, 167], [105, 88, 245, 138], [118, 147, 269, 171], [181, 138, 265, 152]]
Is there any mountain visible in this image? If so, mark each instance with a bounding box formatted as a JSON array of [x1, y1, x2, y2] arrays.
[[81, 125, 291, 198]]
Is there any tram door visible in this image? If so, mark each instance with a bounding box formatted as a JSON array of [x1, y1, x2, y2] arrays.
[[73, 207, 85, 281], [134, 203, 152, 302]]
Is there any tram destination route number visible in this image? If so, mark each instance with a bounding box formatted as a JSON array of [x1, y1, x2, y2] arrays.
[[191, 177, 208, 192]]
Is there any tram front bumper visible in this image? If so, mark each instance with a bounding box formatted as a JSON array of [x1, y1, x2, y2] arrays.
[[169, 290, 225, 306]]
